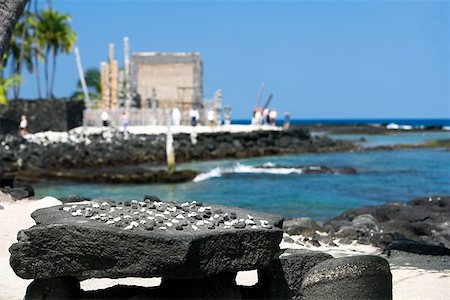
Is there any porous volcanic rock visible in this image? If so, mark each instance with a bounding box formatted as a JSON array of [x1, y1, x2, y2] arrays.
[[324, 196, 450, 253], [301, 255, 392, 300], [9, 200, 283, 280]]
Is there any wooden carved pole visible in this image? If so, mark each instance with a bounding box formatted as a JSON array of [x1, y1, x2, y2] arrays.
[[100, 62, 110, 110], [109, 44, 119, 109]]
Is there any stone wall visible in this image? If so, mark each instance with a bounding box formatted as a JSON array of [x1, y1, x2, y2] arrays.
[[0, 99, 84, 134]]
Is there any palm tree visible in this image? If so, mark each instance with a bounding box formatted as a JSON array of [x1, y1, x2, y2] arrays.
[[10, 7, 35, 99], [36, 8, 76, 99], [0, 74, 22, 105], [71, 67, 102, 101]]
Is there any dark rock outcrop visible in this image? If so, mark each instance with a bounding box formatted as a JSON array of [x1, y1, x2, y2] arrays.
[[325, 196, 450, 254], [1, 127, 356, 173], [283, 218, 324, 236]]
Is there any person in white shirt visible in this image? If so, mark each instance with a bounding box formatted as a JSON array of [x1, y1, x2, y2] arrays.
[[19, 115, 28, 136], [207, 110, 215, 127], [172, 107, 181, 126], [101, 111, 109, 127]]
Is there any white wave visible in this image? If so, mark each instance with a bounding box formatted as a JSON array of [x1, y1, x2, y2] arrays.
[[193, 167, 224, 182], [233, 163, 303, 175], [262, 162, 277, 167], [193, 163, 303, 182]]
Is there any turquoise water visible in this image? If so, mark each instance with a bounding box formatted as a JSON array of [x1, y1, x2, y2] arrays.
[[34, 140, 450, 220], [329, 131, 450, 147]]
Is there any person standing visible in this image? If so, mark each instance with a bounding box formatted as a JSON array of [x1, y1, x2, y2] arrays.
[[207, 109, 215, 127], [101, 111, 109, 127], [19, 115, 28, 136], [283, 111, 291, 129], [189, 108, 199, 126], [172, 107, 181, 126], [121, 111, 129, 133]]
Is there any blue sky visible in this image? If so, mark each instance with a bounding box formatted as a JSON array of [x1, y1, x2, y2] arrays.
[[18, 0, 450, 119]]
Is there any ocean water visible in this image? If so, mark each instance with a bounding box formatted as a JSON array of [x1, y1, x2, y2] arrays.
[[329, 131, 450, 147], [34, 131, 450, 220]]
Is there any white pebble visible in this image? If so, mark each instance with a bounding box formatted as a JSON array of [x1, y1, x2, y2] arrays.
[[123, 225, 133, 230], [113, 217, 121, 222], [181, 202, 189, 207], [99, 213, 106, 217], [188, 212, 197, 217], [147, 216, 155, 220], [155, 213, 164, 218], [192, 225, 199, 230], [260, 220, 269, 226], [140, 220, 146, 224], [164, 222, 173, 227], [163, 211, 170, 215], [159, 226, 167, 230], [63, 207, 71, 212], [123, 215, 132, 219], [146, 210, 153, 215], [134, 212, 139, 215], [214, 214, 220, 219], [224, 221, 233, 226], [140, 208, 146, 212], [71, 205, 78, 209], [224, 225, 231, 229], [130, 221, 139, 227], [245, 219, 255, 225], [171, 219, 180, 224], [101, 202, 109, 206], [252, 225, 258, 229], [176, 214, 185, 219], [168, 207, 176, 212], [92, 203, 100, 208], [198, 207, 205, 213], [90, 214, 100, 220], [247, 214, 254, 220], [196, 221, 204, 226], [106, 220, 115, 225]]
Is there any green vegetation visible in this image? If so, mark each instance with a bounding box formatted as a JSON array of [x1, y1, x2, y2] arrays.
[[71, 67, 101, 102], [0, 2, 76, 103]]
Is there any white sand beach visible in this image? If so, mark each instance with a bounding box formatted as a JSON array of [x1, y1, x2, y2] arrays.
[[1, 196, 449, 300]]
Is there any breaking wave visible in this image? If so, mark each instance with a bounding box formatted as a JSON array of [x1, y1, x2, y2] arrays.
[[193, 163, 303, 182]]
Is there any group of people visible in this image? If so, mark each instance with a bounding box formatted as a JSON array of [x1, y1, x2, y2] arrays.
[[101, 110, 129, 133], [251, 107, 278, 126], [173, 107, 216, 127]]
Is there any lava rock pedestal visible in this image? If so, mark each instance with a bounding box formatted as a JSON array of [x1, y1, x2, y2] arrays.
[[9, 199, 284, 299], [301, 255, 392, 300]]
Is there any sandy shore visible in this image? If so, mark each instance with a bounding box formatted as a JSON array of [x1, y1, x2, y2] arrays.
[[1, 196, 449, 300]]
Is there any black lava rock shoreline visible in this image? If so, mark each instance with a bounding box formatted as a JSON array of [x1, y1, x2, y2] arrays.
[[284, 195, 450, 256], [1, 127, 356, 184]]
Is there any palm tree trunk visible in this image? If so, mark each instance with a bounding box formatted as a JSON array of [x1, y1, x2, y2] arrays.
[[33, 48, 41, 98], [14, 1, 32, 99], [50, 52, 57, 98], [44, 47, 50, 99], [0, 0, 28, 60]]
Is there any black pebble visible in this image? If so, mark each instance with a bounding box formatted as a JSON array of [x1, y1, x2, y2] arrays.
[[145, 224, 154, 231], [311, 239, 321, 247], [175, 225, 183, 231], [233, 222, 246, 229], [124, 202, 131, 207], [195, 202, 203, 206], [115, 222, 123, 228]]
